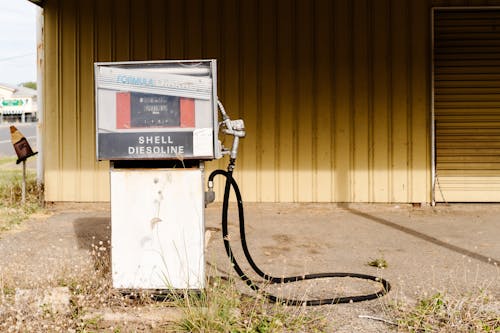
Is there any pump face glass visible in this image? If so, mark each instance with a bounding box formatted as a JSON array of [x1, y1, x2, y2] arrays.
[[94, 60, 217, 160]]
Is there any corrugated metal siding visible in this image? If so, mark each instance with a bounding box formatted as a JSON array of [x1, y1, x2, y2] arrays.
[[43, 0, 432, 203], [434, 8, 500, 202]]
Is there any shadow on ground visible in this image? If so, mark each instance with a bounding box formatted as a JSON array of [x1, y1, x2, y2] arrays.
[[73, 217, 110, 251]]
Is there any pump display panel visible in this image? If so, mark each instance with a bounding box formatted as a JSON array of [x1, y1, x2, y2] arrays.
[[95, 60, 218, 160]]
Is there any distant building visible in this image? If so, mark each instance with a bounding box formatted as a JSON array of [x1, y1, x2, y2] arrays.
[[0, 83, 37, 123]]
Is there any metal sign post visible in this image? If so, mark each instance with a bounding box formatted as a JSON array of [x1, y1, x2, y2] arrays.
[[9, 125, 38, 205], [22, 160, 26, 204]]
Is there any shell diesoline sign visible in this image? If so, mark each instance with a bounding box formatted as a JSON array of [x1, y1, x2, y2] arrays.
[[94, 60, 218, 161]]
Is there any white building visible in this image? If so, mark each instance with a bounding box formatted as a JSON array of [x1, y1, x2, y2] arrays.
[[0, 83, 37, 123]]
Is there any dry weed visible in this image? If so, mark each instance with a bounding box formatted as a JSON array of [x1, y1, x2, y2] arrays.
[[168, 275, 328, 333], [382, 283, 500, 333], [0, 168, 43, 231]]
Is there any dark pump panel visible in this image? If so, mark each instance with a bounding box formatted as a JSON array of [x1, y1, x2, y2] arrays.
[[94, 60, 218, 161], [98, 132, 194, 159], [116, 92, 190, 128]]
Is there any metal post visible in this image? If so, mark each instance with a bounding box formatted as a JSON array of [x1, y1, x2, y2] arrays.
[[22, 160, 26, 204], [36, 6, 44, 192]]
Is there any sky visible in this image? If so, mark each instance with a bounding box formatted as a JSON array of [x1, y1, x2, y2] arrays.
[[0, 0, 37, 86]]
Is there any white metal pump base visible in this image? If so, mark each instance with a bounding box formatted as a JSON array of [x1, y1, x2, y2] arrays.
[[110, 168, 205, 290]]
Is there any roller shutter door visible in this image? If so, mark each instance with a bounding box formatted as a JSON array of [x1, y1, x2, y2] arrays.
[[434, 8, 500, 202]]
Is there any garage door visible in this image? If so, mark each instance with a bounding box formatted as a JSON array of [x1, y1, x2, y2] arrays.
[[434, 8, 500, 202]]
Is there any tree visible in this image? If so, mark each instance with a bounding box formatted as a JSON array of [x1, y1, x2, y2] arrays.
[[19, 82, 37, 90]]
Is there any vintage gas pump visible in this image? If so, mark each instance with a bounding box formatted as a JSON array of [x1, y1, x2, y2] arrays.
[[95, 60, 229, 291], [95, 59, 390, 305]]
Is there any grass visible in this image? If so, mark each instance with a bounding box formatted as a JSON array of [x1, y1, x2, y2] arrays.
[[170, 276, 327, 333], [0, 157, 43, 232], [390, 291, 500, 332], [0, 156, 15, 167], [367, 258, 388, 269]]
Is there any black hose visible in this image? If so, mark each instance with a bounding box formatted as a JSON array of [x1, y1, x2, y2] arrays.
[[209, 163, 391, 306]]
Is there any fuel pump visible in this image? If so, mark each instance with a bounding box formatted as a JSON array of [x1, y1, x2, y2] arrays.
[[95, 60, 220, 291], [95, 59, 390, 304]]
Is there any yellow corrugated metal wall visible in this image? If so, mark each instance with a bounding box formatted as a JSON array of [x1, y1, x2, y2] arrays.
[[43, 0, 432, 203]]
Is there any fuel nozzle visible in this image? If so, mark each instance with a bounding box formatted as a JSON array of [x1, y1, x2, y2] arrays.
[[217, 100, 246, 160], [206, 101, 245, 206], [224, 119, 245, 160]]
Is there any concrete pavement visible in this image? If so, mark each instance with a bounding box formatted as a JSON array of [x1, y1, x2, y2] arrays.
[[0, 202, 498, 331]]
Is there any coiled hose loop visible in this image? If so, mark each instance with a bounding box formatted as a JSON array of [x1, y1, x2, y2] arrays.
[[209, 165, 391, 306]]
